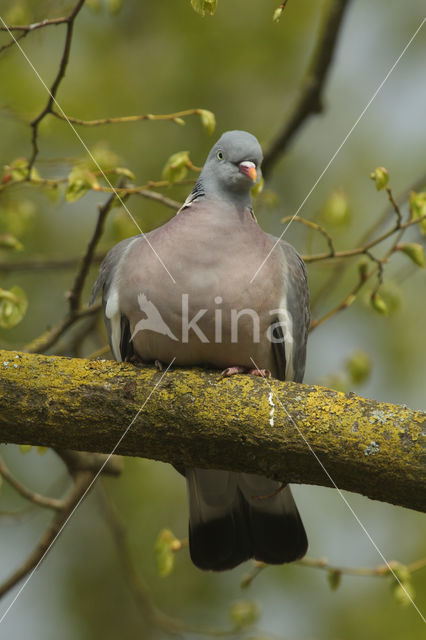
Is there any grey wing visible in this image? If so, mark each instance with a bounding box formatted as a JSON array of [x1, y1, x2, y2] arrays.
[[89, 235, 139, 362], [269, 236, 310, 383]]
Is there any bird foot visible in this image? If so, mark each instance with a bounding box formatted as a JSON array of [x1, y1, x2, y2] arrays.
[[154, 359, 164, 371], [248, 367, 271, 378], [220, 366, 271, 379]]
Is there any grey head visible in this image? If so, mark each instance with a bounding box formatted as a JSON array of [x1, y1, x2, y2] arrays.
[[191, 130, 263, 207]]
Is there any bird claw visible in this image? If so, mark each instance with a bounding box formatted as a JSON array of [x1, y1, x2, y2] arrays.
[[154, 359, 164, 371], [220, 366, 271, 379], [248, 368, 271, 378]]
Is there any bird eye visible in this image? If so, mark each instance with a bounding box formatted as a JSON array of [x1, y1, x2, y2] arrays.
[[216, 150, 224, 160]]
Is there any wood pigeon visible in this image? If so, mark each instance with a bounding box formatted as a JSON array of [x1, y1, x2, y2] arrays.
[[91, 130, 310, 570]]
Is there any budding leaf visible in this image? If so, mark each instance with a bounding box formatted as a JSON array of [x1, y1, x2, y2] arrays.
[[409, 191, 426, 235], [370, 293, 388, 315], [66, 166, 100, 202], [115, 167, 136, 181], [273, 7, 284, 22], [191, 0, 217, 16], [5, 157, 40, 183], [398, 242, 424, 268], [0, 234, 23, 251], [251, 174, 264, 199], [88, 142, 121, 173], [229, 600, 260, 630], [370, 166, 389, 191], [199, 109, 216, 135], [321, 189, 351, 226], [162, 150, 190, 184], [154, 529, 180, 577], [108, 0, 123, 15], [327, 570, 342, 591], [85, 0, 102, 12], [0, 286, 28, 329], [390, 566, 415, 607], [346, 350, 372, 385], [19, 444, 32, 454]]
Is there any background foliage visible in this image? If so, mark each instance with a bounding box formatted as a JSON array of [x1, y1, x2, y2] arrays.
[[0, 1, 425, 638]]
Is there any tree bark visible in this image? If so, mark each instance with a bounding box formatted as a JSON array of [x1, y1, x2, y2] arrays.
[[0, 349, 424, 512]]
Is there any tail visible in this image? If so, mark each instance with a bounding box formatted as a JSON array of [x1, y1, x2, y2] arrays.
[[186, 469, 308, 571]]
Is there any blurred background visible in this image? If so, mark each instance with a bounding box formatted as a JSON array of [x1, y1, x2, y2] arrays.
[[0, 0, 425, 638]]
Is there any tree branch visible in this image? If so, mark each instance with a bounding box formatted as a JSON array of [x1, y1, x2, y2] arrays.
[[0, 350, 424, 512], [27, 0, 86, 172], [0, 454, 64, 510], [263, 0, 352, 177], [0, 467, 96, 598], [0, 254, 105, 273]]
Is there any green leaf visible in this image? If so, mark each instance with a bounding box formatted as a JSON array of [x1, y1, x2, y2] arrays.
[[327, 569, 342, 591], [0, 199, 35, 237], [199, 109, 216, 135], [66, 166, 100, 202], [370, 292, 388, 315], [229, 600, 260, 630], [88, 142, 121, 173], [398, 242, 424, 267], [161, 150, 190, 184], [37, 446, 48, 455], [273, 7, 283, 22], [19, 444, 32, 454], [154, 529, 180, 577], [409, 191, 426, 235], [191, 0, 217, 17], [346, 350, 372, 385], [0, 286, 28, 329], [390, 566, 415, 607], [8, 157, 29, 182], [108, 0, 123, 14], [5, 5, 31, 25], [321, 189, 351, 227], [115, 167, 136, 181], [85, 0, 102, 12], [6, 157, 40, 183], [0, 234, 23, 251], [370, 166, 389, 191]]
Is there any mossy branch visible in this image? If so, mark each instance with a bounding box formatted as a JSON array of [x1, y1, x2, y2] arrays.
[[0, 349, 424, 513]]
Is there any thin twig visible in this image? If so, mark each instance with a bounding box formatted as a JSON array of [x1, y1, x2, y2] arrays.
[[0, 254, 105, 272], [67, 188, 119, 312], [263, 0, 352, 177], [24, 303, 101, 354], [282, 215, 335, 256], [310, 172, 426, 310], [50, 107, 206, 127], [241, 555, 426, 588], [0, 30, 27, 54], [303, 214, 426, 263], [0, 455, 64, 511], [135, 189, 181, 211], [309, 213, 421, 330], [0, 16, 73, 33], [27, 0, 86, 172], [98, 482, 253, 638], [0, 469, 96, 599]]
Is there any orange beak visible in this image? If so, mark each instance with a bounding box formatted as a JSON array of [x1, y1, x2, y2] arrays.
[[238, 161, 258, 183]]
